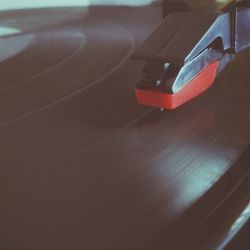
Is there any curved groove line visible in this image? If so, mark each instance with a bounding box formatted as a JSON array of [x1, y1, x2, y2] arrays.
[[75, 108, 154, 157], [0, 31, 86, 93], [0, 21, 136, 129]]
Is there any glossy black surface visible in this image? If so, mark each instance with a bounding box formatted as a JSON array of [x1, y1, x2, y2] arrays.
[[0, 5, 249, 250]]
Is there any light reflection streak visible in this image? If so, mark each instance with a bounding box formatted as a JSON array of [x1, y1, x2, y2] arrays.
[[0, 0, 155, 11], [218, 203, 250, 250], [0, 27, 22, 37], [0, 0, 90, 11]]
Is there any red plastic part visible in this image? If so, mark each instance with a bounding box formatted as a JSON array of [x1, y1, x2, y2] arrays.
[[135, 61, 220, 110]]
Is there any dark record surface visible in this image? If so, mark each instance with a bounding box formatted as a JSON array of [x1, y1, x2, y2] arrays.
[[0, 5, 249, 250]]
